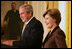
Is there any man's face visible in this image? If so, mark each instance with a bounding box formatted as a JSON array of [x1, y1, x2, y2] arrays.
[[11, 3, 16, 10], [19, 8, 29, 23]]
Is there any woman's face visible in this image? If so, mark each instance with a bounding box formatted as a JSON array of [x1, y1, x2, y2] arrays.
[[45, 14, 56, 29]]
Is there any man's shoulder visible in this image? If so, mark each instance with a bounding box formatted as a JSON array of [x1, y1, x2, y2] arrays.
[[6, 10, 12, 13], [8, 10, 13, 12], [29, 17, 43, 28], [31, 17, 42, 25]]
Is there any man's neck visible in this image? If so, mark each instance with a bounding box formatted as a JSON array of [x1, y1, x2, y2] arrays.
[[25, 16, 34, 25]]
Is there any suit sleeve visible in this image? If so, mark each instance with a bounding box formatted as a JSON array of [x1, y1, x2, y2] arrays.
[[4, 11, 10, 21], [29, 22, 44, 47], [13, 40, 26, 48], [55, 31, 67, 48]]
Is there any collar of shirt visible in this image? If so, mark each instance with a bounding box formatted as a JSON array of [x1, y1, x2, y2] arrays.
[[25, 16, 34, 25]]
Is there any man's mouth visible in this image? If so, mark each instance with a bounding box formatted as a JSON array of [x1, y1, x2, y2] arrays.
[[47, 23, 49, 25]]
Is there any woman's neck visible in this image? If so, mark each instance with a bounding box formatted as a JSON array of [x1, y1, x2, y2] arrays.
[[50, 24, 57, 32]]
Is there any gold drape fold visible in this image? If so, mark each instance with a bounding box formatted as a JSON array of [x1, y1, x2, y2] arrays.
[[46, 1, 58, 10], [24, 1, 32, 5], [66, 1, 71, 48]]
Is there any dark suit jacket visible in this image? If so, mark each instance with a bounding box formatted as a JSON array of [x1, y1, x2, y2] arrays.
[[42, 26, 67, 48], [13, 17, 44, 48]]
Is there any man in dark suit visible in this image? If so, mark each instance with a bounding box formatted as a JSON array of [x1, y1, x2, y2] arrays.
[[2, 4, 44, 48], [3, 2, 22, 39]]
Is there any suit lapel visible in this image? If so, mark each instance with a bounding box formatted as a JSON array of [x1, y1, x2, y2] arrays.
[[42, 31, 51, 46]]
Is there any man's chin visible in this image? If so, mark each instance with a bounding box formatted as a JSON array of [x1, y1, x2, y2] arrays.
[[22, 20, 25, 23]]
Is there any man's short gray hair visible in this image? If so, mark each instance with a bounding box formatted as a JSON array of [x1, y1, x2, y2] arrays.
[[19, 4, 33, 16]]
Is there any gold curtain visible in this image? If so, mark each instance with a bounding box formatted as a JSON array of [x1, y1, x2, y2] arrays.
[[24, 1, 32, 5], [46, 1, 58, 10], [66, 1, 71, 48]]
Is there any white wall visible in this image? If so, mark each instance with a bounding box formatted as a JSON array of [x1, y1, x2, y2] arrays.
[[59, 1, 66, 34]]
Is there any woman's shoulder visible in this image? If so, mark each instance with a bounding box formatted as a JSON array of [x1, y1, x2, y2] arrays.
[[54, 27, 66, 38]]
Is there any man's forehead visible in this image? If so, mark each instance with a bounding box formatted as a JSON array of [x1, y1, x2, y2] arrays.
[[19, 8, 25, 11], [19, 8, 25, 13]]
